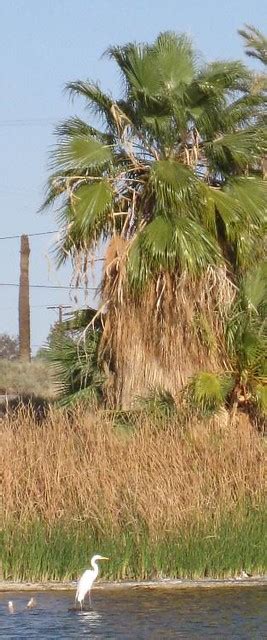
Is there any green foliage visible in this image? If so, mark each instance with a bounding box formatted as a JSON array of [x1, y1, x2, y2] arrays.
[[189, 263, 267, 417], [51, 134, 113, 172], [2, 504, 266, 581], [67, 181, 113, 244], [0, 333, 19, 361], [239, 25, 267, 66], [43, 321, 105, 408], [44, 31, 267, 284], [226, 263, 267, 414], [136, 387, 177, 419], [42, 30, 267, 413], [187, 372, 234, 414]]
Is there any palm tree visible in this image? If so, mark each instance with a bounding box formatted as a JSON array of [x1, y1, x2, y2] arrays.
[[44, 32, 267, 407], [239, 26, 267, 177]]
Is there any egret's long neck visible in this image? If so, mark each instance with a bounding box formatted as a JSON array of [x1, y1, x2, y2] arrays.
[[91, 558, 99, 577]]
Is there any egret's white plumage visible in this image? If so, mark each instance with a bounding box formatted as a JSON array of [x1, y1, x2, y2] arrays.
[[75, 554, 109, 610]]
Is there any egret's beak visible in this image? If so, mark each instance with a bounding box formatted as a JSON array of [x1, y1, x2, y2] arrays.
[[101, 556, 109, 560]]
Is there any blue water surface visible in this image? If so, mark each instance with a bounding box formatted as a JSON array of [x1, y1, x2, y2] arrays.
[[0, 587, 266, 639]]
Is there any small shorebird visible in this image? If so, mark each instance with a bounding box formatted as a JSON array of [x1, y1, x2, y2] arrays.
[[26, 597, 37, 609], [8, 601, 15, 614], [236, 570, 252, 580]]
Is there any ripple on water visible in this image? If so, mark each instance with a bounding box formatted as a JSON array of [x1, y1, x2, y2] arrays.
[[0, 587, 266, 639]]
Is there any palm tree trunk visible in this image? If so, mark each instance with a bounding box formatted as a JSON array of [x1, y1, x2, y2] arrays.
[[19, 235, 31, 361], [101, 266, 234, 408]]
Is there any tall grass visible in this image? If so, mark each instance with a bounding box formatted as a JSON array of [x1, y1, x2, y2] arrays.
[[2, 408, 266, 581]]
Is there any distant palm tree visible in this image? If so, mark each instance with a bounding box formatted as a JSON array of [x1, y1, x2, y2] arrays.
[[44, 32, 267, 407], [238, 25, 267, 66], [239, 25, 267, 178]]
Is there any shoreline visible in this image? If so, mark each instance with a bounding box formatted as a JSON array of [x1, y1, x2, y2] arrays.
[[1, 577, 266, 592]]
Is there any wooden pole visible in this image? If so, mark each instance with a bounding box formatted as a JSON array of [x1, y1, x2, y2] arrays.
[[19, 234, 31, 361], [47, 305, 72, 323]]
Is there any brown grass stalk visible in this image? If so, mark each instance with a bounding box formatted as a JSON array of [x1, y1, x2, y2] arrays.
[[2, 408, 265, 538]]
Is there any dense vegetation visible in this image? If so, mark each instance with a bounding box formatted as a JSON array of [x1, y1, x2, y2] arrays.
[[43, 26, 267, 415], [2, 26, 266, 583], [2, 408, 266, 581]]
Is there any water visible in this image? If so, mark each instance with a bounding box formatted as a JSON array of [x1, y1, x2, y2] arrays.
[[0, 587, 266, 639]]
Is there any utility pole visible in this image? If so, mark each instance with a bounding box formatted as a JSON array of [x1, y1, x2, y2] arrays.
[[47, 304, 72, 323], [19, 234, 31, 361]]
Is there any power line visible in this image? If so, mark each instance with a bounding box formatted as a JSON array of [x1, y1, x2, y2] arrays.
[[0, 283, 98, 290], [0, 231, 106, 261], [0, 231, 57, 240], [0, 304, 73, 311], [0, 304, 99, 311]]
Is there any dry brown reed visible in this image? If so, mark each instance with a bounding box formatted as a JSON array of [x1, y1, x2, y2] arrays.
[[3, 408, 265, 538]]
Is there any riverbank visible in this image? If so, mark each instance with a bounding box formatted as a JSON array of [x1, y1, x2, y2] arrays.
[[1, 576, 267, 592]]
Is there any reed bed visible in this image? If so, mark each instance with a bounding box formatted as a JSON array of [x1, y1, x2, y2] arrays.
[[2, 408, 266, 581]]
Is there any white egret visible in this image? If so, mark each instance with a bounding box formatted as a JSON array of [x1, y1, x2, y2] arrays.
[[75, 554, 109, 610], [8, 601, 15, 614]]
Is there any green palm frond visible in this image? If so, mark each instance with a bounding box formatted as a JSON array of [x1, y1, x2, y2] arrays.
[[241, 330, 266, 371], [52, 182, 114, 265], [239, 25, 267, 66], [127, 236, 149, 290], [254, 384, 267, 414], [197, 60, 251, 93], [57, 386, 100, 408], [40, 174, 67, 211], [107, 42, 160, 99], [149, 160, 201, 216], [108, 32, 196, 103], [55, 116, 114, 145], [205, 128, 267, 172], [221, 94, 267, 130], [45, 324, 104, 406], [171, 217, 221, 272], [221, 179, 267, 267], [242, 262, 267, 313], [153, 31, 196, 92], [71, 181, 113, 235], [128, 214, 221, 285], [226, 264, 267, 386], [140, 216, 174, 263], [187, 371, 234, 413], [220, 178, 267, 246], [51, 134, 113, 172], [136, 387, 177, 418], [66, 80, 114, 120]]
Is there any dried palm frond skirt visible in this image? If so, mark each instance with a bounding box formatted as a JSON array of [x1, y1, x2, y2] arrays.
[[99, 241, 235, 408]]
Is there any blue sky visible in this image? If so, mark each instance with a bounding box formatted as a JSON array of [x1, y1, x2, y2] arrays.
[[0, 0, 266, 353]]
